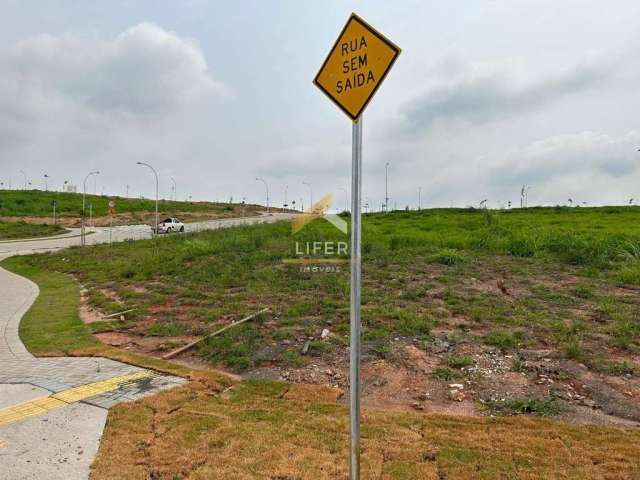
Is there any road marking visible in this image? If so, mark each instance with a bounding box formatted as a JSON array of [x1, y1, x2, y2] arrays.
[[0, 371, 153, 428]]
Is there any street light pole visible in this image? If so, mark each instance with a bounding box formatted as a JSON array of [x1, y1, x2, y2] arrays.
[[256, 177, 269, 214], [302, 181, 313, 212], [385, 162, 390, 213], [44, 174, 49, 191], [339, 187, 349, 213], [284, 185, 288, 212], [20, 170, 27, 190], [418, 186, 422, 210], [82, 171, 99, 246], [171, 177, 176, 202], [137, 162, 159, 235]]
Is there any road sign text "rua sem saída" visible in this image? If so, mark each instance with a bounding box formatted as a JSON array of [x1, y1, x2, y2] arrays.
[[314, 13, 401, 121]]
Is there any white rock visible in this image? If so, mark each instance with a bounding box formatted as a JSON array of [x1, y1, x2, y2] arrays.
[[449, 384, 464, 390], [321, 328, 330, 339]]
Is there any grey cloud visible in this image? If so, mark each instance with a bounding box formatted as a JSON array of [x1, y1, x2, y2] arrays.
[[490, 131, 640, 187], [402, 58, 610, 133], [0, 23, 225, 117]]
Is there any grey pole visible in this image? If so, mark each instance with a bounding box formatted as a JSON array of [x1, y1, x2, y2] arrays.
[[82, 171, 99, 246], [302, 181, 313, 211], [349, 115, 363, 480], [171, 177, 177, 202], [256, 177, 269, 213], [418, 186, 422, 210], [284, 185, 288, 211], [385, 162, 389, 213], [339, 186, 348, 213], [137, 162, 159, 236], [20, 170, 27, 190]]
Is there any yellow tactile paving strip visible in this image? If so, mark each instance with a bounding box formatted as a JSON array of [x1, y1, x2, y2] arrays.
[[0, 371, 152, 428]]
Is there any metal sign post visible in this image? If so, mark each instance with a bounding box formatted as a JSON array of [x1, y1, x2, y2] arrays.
[[313, 13, 399, 479], [349, 116, 363, 479]]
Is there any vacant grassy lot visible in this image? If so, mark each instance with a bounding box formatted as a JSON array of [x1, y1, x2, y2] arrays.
[[13, 206, 640, 423], [4, 226, 640, 479], [0, 189, 261, 225], [91, 379, 640, 479], [0, 220, 66, 240]]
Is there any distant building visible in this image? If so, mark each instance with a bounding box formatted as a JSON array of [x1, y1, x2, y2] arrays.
[[63, 184, 78, 193]]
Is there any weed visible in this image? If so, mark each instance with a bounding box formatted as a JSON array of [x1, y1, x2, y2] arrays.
[[606, 361, 636, 376], [486, 397, 562, 417], [432, 367, 460, 380], [483, 330, 524, 351], [443, 355, 474, 369], [432, 249, 466, 266], [562, 339, 585, 361]]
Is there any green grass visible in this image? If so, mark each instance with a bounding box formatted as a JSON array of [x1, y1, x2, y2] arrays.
[[484, 397, 563, 417], [0, 189, 255, 218], [0, 220, 66, 240], [14, 206, 640, 371], [1, 256, 99, 354]]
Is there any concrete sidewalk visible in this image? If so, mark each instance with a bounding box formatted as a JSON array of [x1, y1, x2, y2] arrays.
[[0, 212, 296, 479]]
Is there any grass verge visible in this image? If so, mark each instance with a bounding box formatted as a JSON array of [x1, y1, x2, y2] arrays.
[[91, 379, 640, 479], [0, 220, 66, 240], [0, 255, 234, 387]]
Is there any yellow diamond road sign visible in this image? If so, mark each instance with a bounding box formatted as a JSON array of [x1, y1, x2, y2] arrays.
[[314, 13, 400, 121]]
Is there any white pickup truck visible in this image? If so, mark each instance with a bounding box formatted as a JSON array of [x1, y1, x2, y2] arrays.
[[153, 217, 185, 234]]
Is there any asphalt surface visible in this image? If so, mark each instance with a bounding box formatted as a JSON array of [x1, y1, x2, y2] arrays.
[[0, 213, 296, 479]]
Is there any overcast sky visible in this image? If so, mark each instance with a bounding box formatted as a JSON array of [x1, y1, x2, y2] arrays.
[[1, 0, 640, 210]]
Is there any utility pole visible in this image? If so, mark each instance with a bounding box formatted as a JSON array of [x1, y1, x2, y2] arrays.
[[302, 181, 313, 211], [137, 162, 159, 236], [283, 185, 288, 212], [256, 177, 269, 214], [384, 162, 390, 212], [339, 186, 349, 213], [82, 171, 99, 246]]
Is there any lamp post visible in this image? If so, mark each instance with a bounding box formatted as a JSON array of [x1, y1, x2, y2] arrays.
[[20, 170, 27, 190], [137, 162, 159, 236], [82, 171, 99, 246], [339, 186, 349, 213], [171, 177, 176, 202], [44, 174, 49, 191], [283, 185, 288, 212], [302, 181, 313, 212], [256, 177, 269, 213], [418, 186, 422, 211], [384, 162, 390, 212]]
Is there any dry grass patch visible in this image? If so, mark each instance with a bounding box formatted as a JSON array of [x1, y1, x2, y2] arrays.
[[91, 380, 640, 480]]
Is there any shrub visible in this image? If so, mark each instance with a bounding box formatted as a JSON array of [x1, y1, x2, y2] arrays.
[[483, 330, 524, 351], [432, 249, 465, 266]]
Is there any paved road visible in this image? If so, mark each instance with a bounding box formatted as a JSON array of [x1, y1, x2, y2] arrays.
[[0, 212, 296, 257], [0, 213, 296, 479]]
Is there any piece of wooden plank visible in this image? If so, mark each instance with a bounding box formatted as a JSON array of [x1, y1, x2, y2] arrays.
[[162, 308, 269, 360], [102, 308, 137, 319]]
